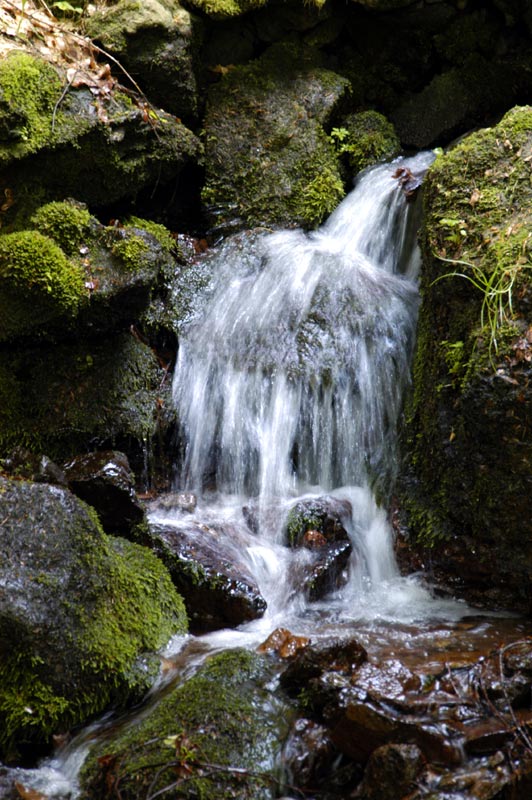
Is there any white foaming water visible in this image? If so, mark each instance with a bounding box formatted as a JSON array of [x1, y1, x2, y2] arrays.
[[169, 151, 466, 625]]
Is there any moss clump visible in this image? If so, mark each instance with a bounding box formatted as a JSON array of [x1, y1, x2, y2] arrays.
[[330, 110, 400, 176], [0, 52, 61, 166], [80, 648, 290, 800], [0, 230, 86, 341], [30, 201, 92, 255], [111, 232, 151, 272], [125, 216, 175, 253]]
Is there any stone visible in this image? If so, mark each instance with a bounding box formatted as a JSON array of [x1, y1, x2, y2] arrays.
[[0, 476, 187, 762], [353, 743, 424, 800], [79, 649, 292, 800], [63, 450, 145, 536], [201, 41, 349, 235], [143, 521, 267, 632]]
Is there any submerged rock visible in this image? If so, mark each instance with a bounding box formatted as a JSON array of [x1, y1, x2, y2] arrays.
[[0, 476, 187, 762], [144, 521, 267, 631], [79, 648, 293, 800]]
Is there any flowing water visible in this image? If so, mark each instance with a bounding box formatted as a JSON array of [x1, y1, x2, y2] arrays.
[[20, 153, 529, 797]]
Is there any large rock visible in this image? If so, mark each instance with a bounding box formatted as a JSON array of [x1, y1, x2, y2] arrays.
[[398, 106, 532, 612], [0, 477, 187, 762], [0, 332, 171, 472], [0, 200, 177, 342], [201, 42, 350, 234], [79, 648, 292, 800], [0, 50, 200, 223], [86, 0, 204, 122]]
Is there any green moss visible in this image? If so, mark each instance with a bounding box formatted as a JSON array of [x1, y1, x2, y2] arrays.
[[330, 110, 400, 176], [285, 507, 321, 548], [125, 216, 175, 253], [0, 230, 86, 341], [291, 167, 344, 228], [0, 482, 187, 760], [80, 648, 289, 800], [111, 232, 150, 272], [30, 201, 92, 255], [79, 535, 188, 690], [0, 52, 61, 166]]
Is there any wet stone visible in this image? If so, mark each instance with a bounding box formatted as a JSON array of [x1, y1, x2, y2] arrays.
[[151, 491, 197, 514], [280, 638, 368, 696], [145, 521, 267, 632], [63, 450, 144, 536], [257, 628, 310, 659], [282, 718, 339, 791], [284, 495, 352, 548], [303, 539, 352, 601], [352, 743, 424, 800]]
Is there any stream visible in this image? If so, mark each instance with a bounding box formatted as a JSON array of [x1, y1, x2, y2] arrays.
[[13, 153, 530, 799]]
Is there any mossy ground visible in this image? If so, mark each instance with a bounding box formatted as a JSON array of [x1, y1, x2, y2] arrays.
[[79, 648, 291, 800]]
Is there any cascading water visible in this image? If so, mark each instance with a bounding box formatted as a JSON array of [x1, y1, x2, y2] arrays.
[[167, 150, 443, 623]]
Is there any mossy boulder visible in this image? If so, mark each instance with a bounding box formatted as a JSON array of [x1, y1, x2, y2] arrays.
[[201, 42, 350, 234], [0, 332, 171, 468], [331, 110, 400, 177], [0, 230, 86, 342], [182, 0, 268, 20], [85, 0, 204, 121], [390, 55, 522, 148], [79, 648, 293, 799], [0, 51, 200, 225], [399, 106, 532, 611], [0, 476, 187, 762]]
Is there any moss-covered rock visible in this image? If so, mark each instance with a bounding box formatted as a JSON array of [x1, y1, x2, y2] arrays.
[[85, 0, 204, 121], [0, 476, 187, 762], [201, 42, 350, 234], [0, 230, 86, 341], [0, 51, 200, 227], [390, 55, 522, 148], [331, 110, 400, 177], [399, 106, 532, 611], [79, 648, 292, 799], [0, 332, 170, 465]]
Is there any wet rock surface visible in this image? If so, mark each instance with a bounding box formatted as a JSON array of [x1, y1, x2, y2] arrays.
[[0, 476, 187, 762], [278, 628, 532, 799], [63, 450, 145, 536], [285, 495, 353, 600], [144, 521, 267, 632]]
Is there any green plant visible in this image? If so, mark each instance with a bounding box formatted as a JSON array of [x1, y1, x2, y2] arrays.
[[431, 253, 529, 359]]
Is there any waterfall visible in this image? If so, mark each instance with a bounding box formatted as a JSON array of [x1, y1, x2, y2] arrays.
[[173, 152, 434, 506], [168, 151, 442, 621]]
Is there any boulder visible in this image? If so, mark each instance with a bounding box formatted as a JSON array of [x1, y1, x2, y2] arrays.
[[0, 50, 200, 224], [0, 476, 187, 762], [0, 331, 171, 472], [399, 106, 532, 613], [79, 648, 293, 800], [144, 521, 267, 631], [201, 42, 350, 235], [353, 743, 424, 800], [86, 0, 204, 122]]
